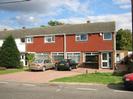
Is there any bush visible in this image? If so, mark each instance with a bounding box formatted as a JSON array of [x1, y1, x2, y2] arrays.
[[25, 53, 35, 66], [0, 35, 21, 68], [123, 54, 133, 73]]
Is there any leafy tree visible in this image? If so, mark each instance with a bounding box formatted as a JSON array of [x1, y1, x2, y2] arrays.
[[0, 35, 20, 68], [116, 29, 132, 51], [26, 53, 35, 66], [48, 20, 64, 26]]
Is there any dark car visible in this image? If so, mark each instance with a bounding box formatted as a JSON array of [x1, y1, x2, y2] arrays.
[[55, 59, 78, 71], [123, 73, 133, 90]]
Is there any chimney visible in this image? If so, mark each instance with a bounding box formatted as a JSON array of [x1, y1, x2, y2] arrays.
[[22, 27, 26, 29], [87, 20, 90, 23]]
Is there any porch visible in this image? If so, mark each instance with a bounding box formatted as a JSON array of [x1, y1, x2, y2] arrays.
[[80, 51, 115, 70]]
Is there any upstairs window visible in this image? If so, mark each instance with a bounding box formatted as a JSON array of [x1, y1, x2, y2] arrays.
[[103, 33, 112, 40], [76, 34, 88, 41], [44, 36, 55, 43], [21, 38, 25, 43], [26, 37, 33, 43]]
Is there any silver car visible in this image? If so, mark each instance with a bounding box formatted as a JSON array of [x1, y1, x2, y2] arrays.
[[29, 59, 55, 71]]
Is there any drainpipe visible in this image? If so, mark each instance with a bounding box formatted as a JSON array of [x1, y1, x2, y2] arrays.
[[64, 34, 67, 59], [131, 0, 133, 58], [114, 31, 116, 70]]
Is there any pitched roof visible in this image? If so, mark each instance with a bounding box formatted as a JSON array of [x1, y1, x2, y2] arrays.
[[0, 21, 115, 39]]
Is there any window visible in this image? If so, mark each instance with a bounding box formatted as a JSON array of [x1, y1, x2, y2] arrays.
[[35, 53, 49, 60], [103, 33, 112, 40], [21, 38, 25, 43], [76, 34, 88, 41], [85, 53, 98, 63], [45, 36, 55, 43], [21, 54, 25, 59], [26, 37, 33, 43], [67, 53, 80, 63], [52, 53, 64, 61]]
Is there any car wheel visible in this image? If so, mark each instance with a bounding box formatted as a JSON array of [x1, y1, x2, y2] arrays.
[[42, 67, 46, 71], [74, 65, 77, 69], [69, 67, 72, 71], [55, 66, 58, 71]]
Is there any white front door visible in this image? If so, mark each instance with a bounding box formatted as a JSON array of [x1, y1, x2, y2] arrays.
[[101, 52, 110, 68]]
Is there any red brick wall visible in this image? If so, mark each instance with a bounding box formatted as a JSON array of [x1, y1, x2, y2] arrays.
[[66, 33, 114, 52], [26, 35, 64, 52], [26, 33, 114, 52]]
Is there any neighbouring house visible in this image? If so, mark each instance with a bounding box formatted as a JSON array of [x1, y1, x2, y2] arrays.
[[0, 21, 116, 69], [115, 50, 132, 71], [116, 50, 130, 64]]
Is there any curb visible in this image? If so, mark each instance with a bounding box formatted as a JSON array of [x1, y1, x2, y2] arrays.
[[45, 82, 107, 86], [0, 80, 107, 86]]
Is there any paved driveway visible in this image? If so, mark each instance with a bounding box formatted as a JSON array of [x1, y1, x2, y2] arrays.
[[0, 69, 82, 83], [0, 68, 113, 83]]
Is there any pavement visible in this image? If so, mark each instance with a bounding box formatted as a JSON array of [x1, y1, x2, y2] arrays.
[[0, 81, 132, 99], [0, 68, 113, 84]]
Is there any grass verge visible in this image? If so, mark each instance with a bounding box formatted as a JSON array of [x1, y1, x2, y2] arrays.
[[51, 72, 123, 84], [0, 69, 24, 75]]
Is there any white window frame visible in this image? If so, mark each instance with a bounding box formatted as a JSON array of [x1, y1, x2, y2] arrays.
[[103, 32, 112, 40], [67, 52, 81, 63], [44, 35, 55, 43], [51, 52, 64, 61], [76, 34, 88, 41], [26, 37, 33, 43], [35, 53, 49, 60]]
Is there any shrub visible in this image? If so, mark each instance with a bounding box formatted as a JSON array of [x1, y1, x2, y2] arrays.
[[26, 53, 35, 66], [124, 54, 133, 73]]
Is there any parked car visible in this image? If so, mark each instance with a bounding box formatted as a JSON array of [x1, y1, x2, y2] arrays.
[[55, 59, 78, 71], [123, 73, 133, 90], [29, 59, 55, 71]]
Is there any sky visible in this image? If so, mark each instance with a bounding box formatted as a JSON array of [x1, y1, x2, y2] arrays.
[[0, 0, 131, 30]]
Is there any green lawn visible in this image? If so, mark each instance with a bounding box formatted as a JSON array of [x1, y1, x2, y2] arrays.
[[0, 69, 24, 75], [51, 72, 123, 84]]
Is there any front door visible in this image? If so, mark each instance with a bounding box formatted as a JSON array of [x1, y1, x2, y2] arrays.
[[101, 52, 111, 68]]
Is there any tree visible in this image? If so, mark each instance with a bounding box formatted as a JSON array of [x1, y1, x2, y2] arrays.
[[48, 20, 64, 26], [26, 53, 35, 66], [116, 29, 132, 51], [0, 35, 21, 68]]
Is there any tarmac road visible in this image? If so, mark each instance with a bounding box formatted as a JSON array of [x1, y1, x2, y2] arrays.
[[0, 81, 133, 99]]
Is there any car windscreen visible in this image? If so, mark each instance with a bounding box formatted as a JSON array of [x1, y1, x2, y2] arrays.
[[34, 60, 43, 63], [59, 60, 67, 64]]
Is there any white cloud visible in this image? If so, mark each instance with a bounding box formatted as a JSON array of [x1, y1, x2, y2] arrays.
[[58, 13, 131, 31], [113, 0, 130, 4], [119, 4, 131, 9], [11, 15, 41, 26], [113, 0, 131, 9], [0, 25, 14, 31], [0, 0, 89, 15]]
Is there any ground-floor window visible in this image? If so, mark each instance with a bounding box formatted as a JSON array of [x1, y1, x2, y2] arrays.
[[67, 53, 80, 63], [85, 53, 98, 63], [52, 53, 64, 61], [35, 53, 49, 60], [84, 52, 99, 69]]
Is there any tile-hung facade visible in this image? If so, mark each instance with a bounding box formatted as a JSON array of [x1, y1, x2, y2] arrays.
[[0, 21, 115, 69]]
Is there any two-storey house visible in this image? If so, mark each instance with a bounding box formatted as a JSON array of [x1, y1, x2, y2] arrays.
[[0, 21, 115, 69]]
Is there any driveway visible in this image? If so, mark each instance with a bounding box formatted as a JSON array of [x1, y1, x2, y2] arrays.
[[0, 68, 113, 83], [0, 69, 82, 83]]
